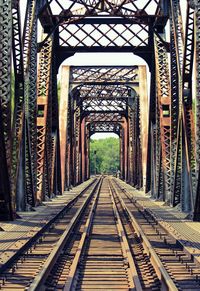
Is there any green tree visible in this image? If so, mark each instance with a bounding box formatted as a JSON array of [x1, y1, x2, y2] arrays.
[[90, 137, 120, 174]]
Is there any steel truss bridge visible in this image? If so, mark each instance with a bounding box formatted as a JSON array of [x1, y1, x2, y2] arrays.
[[0, 0, 200, 221]]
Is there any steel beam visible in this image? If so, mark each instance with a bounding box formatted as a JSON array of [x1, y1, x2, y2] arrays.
[[194, 2, 200, 220], [11, 1, 25, 214], [0, 0, 13, 220], [154, 35, 171, 202], [80, 118, 86, 182], [170, 0, 195, 213], [37, 35, 53, 202], [138, 66, 148, 188], [59, 66, 70, 192], [23, 0, 38, 209], [122, 117, 128, 182], [51, 52, 62, 196]]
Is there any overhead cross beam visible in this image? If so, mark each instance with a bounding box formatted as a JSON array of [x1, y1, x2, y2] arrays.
[[85, 112, 124, 123], [38, 0, 169, 67], [70, 66, 139, 85], [75, 85, 130, 99], [88, 122, 121, 136]]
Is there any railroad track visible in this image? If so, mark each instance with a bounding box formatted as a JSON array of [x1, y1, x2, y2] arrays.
[[109, 181, 160, 291], [66, 178, 136, 291], [30, 177, 136, 290], [112, 178, 200, 291], [1, 176, 200, 290], [28, 177, 161, 291], [0, 177, 101, 290]]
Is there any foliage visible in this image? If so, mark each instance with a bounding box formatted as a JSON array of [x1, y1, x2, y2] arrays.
[[90, 137, 120, 174]]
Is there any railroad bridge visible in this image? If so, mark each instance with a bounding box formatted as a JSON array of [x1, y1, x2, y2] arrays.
[[1, 0, 199, 219], [1, 0, 200, 290]]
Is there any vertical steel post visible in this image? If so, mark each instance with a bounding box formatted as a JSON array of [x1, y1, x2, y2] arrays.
[[154, 35, 171, 202], [194, 1, 200, 220], [23, 0, 38, 209], [0, 0, 13, 219], [59, 66, 70, 192], [81, 117, 86, 181], [138, 66, 148, 189], [37, 35, 53, 202]]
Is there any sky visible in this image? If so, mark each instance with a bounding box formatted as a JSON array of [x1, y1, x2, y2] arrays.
[[91, 132, 119, 139]]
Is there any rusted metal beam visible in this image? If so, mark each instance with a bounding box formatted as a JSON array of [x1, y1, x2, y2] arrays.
[[170, 0, 195, 213], [154, 35, 171, 202], [37, 35, 53, 203], [59, 66, 70, 193], [194, 2, 200, 220], [0, 0, 13, 220], [138, 66, 148, 188]]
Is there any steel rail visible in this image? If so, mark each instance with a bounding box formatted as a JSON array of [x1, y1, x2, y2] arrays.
[[0, 178, 98, 276], [109, 181, 143, 291], [41, 176, 136, 290], [110, 179, 178, 291], [28, 177, 103, 291], [63, 177, 103, 290], [0, 177, 100, 289], [63, 177, 136, 290], [114, 179, 200, 289]]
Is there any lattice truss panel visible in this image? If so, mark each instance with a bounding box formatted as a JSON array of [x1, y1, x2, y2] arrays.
[[11, 1, 25, 204], [83, 101, 126, 134], [59, 23, 149, 48], [76, 84, 130, 98], [37, 37, 53, 201], [154, 35, 171, 201], [169, 0, 185, 207], [0, 1, 13, 220], [169, 0, 196, 212], [47, 0, 160, 16], [89, 122, 121, 135], [85, 112, 123, 123], [82, 98, 127, 112], [86, 111, 123, 137], [38, 1, 167, 53], [78, 87, 128, 114], [70, 66, 139, 84], [24, 0, 38, 209]]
